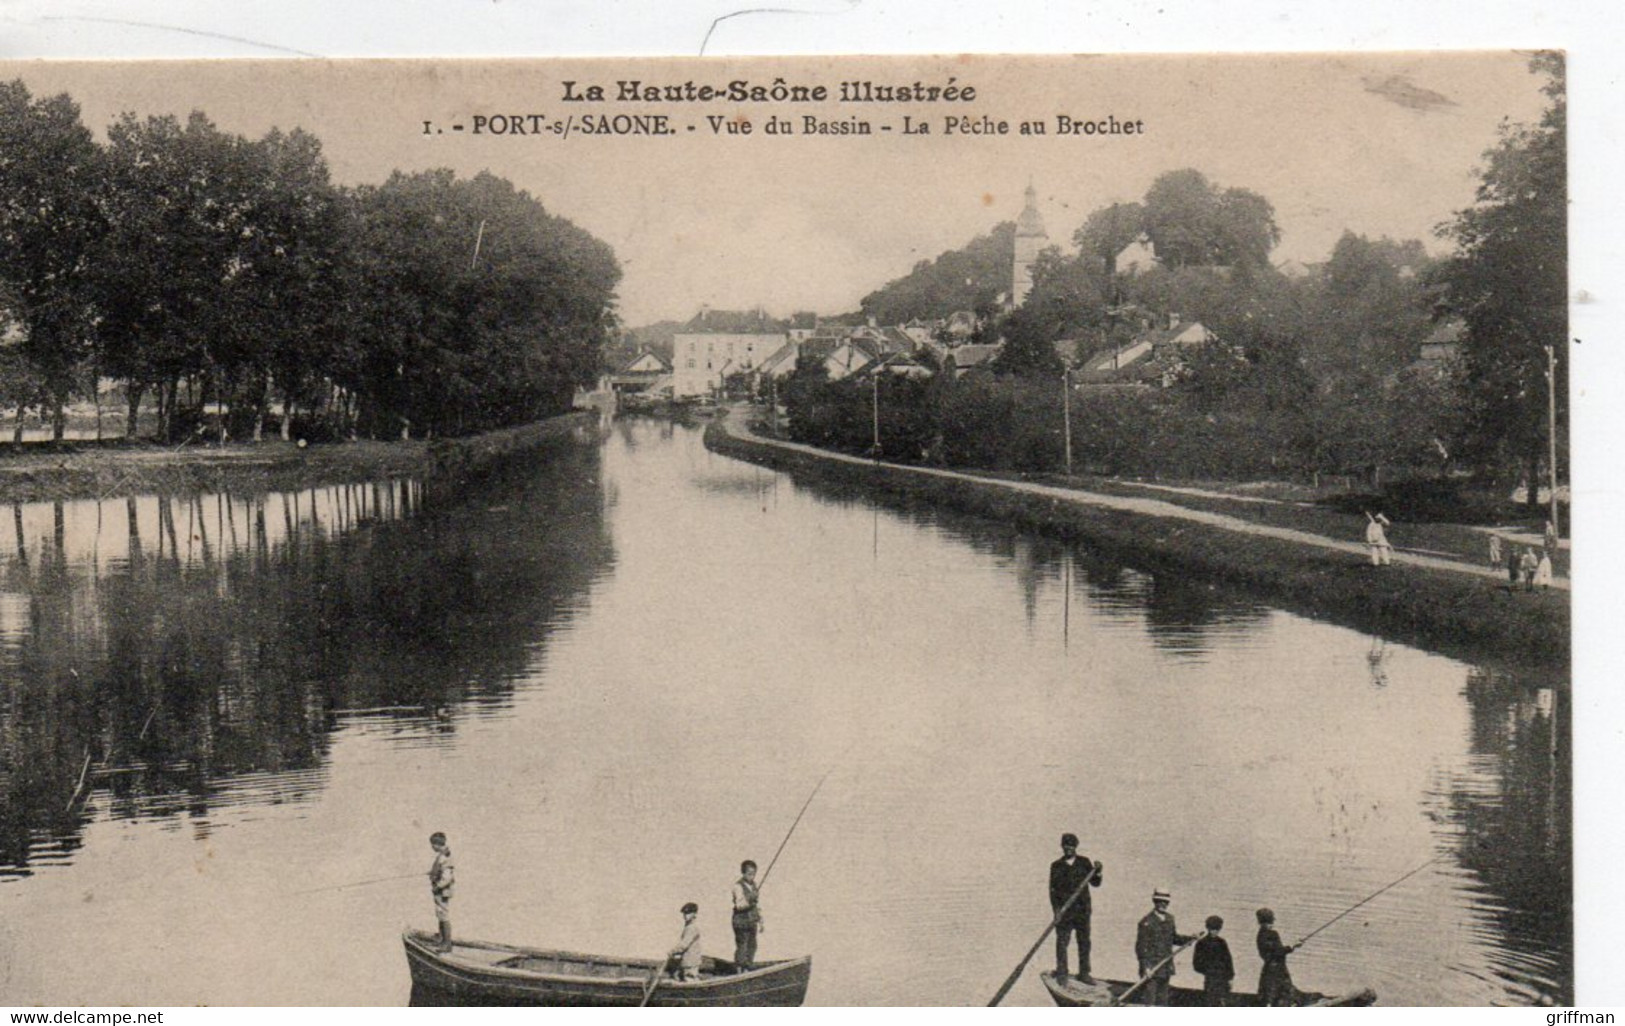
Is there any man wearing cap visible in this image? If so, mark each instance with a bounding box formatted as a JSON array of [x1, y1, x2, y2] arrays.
[[667, 902, 703, 981], [1049, 833, 1104, 982], [1135, 888, 1196, 1005]]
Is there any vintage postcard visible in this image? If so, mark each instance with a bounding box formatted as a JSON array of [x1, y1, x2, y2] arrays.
[[0, 53, 1570, 1009]]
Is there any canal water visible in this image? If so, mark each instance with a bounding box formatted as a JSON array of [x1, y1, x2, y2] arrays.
[[0, 418, 1569, 1006]]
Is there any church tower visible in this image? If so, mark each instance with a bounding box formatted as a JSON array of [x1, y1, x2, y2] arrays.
[[1011, 181, 1048, 308]]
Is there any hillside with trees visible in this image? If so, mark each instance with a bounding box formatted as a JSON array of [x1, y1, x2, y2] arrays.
[[857, 222, 1016, 325]]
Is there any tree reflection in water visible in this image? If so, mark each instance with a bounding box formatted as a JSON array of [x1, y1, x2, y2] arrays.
[[0, 439, 611, 879]]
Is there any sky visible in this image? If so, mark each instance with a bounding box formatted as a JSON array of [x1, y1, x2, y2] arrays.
[[6, 54, 1551, 327]]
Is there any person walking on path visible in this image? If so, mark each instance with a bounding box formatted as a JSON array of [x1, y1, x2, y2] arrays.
[[1535, 547, 1554, 589], [1192, 915, 1234, 1006], [1488, 533, 1503, 571], [1049, 832, 1104, 982], [1544, 519, 1560, 554], [1519, 547, 1540, 592], [1255, 908, 1298, 1006], [667, 902, 704, 981], [1364, 512, 1393, 566], [428, 831, 456, 953], [1135, 888, 1196, 1005], [730, 859, 763, 972]]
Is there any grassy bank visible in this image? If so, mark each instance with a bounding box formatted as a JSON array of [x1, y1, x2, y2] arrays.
[[0, 413, 594, 504], [706, 418, 1569, 676]]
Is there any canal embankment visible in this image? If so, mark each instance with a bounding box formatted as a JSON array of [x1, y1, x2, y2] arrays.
[[0, 412, 595, 504], [706, 412, 1569, 673]]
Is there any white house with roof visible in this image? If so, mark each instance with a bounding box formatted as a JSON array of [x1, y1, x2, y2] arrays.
[[671, 308, 788, 397], [1115, 235, 1158, 275]]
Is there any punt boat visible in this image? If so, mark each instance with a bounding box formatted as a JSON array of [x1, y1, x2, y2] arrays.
[[1039, 971, 1377, 1007], [402, 929, 811, 1006]]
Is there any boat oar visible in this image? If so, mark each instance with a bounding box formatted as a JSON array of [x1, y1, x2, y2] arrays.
[[986, 861, 1103, 1006], [638, 960, 664, 1007], [1292, 855, 1443, 950], [1111, 935, 1201, 1007]]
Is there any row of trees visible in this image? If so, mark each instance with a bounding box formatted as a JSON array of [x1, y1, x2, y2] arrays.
[[818, 55, 1565, 497], [0, 82, 620, 442]]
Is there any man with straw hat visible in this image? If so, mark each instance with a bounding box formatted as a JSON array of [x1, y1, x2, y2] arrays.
[[1134, 887, 1196, 1005]]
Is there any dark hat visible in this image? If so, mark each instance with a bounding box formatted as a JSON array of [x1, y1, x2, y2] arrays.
[[1205, 915, 1224, 930], [1256, 907, 1275, 923], [1060, 833, 1079, 847], [681, 902, 699, 915]]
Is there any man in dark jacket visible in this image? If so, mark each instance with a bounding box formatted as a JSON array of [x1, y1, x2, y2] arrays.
[[1049, 832, 1104, 982], [1135, 888, 1196, 1005]]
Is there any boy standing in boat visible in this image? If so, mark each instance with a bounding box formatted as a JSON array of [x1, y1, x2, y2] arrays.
[[1134, 888, 1196, 1005], [1256, 907, 1298, 1006], [1192, 915, 1234, 1006], [1048, 832, 1103, 982], [731, 860, 762, 972], [667, 902, 703, 981], [428, 831, 455, 953]]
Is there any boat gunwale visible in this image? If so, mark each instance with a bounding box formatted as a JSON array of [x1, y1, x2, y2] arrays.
[[403, 929, 811, 993], [1037, 970, 1375, 1008]]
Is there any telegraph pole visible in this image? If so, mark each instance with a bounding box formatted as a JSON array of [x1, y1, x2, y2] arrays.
[[871, 371, 881, 460], [1061, 366, 1073, 476], [1546, 343, 1560, 539]]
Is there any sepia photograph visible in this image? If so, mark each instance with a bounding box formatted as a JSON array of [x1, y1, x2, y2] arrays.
[[0, 50, 1573, 1008]]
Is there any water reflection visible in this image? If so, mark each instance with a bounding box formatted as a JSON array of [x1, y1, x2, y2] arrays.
[[0, 420, 1568, 1007], [0, 441, 612, 882]]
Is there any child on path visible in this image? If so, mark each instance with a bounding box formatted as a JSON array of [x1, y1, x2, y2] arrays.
[[1519, 547, 1540, 592], [1364, 512, 1393, 566], [1488, 533, 1503, 571], [1535, 547, 1554, 589]]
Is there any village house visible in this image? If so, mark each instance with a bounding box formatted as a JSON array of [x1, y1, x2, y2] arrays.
[[945, 343, 1002, 378], [608, 348, 672, 395], [1413, 318, 1465, 374], [670, 308, 788, 397], [1078, 315, 1216, 387]]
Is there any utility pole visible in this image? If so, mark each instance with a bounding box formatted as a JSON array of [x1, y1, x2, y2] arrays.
[[1061, 366, 1073, 476], [1546, 343, 1560, 539], [871, 371, 881, 460]]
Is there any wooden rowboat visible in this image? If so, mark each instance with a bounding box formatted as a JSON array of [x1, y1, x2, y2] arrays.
[[402, 929, 811, 1006], [1039, 971, 1376, 1007]]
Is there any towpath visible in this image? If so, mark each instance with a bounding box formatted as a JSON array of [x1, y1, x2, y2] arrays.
[[720, 411, 1569, 591]]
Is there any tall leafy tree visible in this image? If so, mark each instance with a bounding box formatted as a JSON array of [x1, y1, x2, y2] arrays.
[[1074, 201, 1144, 278], [1142, 168, 1279, 269], [0, 81, 104, 438], [1433, 52, 1566, 503]]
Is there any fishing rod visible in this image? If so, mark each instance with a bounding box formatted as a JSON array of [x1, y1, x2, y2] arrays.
[[758, 764, 837, 888], [986, 859, 1103, 1006], [285, 871, 424, 897], [643, 769, 838, 1009], [1294, 854, 1443, 949]]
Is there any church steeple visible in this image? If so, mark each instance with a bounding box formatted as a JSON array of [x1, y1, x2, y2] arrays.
[[1012, 180, 1048, 307]]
